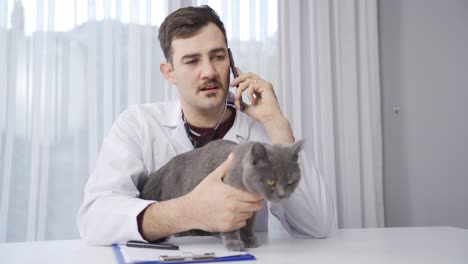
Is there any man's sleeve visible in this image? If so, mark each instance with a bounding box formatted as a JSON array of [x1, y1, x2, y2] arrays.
[[270, 151, 338, 238], [77, 106, 155, 245]]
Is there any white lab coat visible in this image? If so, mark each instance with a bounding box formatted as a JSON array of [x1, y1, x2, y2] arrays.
[[77, 101, 337, 245]]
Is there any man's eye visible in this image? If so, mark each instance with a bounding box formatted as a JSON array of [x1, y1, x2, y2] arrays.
[[213, 55, 225, 61], [186, 60, 197, 64]]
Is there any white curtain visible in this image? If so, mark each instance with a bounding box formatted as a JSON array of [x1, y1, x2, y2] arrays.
[[0, 0, 383, 242], [278, 0, 384, 228]]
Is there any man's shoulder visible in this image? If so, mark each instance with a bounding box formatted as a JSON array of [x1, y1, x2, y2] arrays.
[[138, 101, 179, 115]]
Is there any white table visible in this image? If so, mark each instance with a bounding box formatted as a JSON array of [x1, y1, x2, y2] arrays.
[[1, 227, 467, 263]]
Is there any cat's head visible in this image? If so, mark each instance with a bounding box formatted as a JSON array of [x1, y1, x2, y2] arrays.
[[242, 140, 304, 202]]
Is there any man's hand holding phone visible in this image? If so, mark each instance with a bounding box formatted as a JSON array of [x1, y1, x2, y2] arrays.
[[229, 68, 280, 123]]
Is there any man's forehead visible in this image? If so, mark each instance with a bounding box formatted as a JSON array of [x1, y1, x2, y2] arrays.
[[170, 23, 227, 60]]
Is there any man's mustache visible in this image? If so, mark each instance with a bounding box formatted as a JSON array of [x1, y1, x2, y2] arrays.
[[200, 79, 222, 89]]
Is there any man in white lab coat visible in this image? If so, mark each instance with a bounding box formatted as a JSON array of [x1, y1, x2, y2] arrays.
[[77, 5, 336, 245]]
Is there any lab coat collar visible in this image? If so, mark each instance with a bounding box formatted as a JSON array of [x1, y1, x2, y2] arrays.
[[161, 101, 182, 127]]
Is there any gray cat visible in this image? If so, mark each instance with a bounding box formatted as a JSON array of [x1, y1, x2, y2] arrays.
[[140, 139, 304, 251]]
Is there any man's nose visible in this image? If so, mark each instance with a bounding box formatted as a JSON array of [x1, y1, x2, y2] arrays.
[[200, 60, 217, 79]]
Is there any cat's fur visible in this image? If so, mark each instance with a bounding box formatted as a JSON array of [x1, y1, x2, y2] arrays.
[[140, 139, 304, 251]]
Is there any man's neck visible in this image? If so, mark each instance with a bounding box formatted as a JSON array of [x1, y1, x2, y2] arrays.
[[182, 104, 233, 128]]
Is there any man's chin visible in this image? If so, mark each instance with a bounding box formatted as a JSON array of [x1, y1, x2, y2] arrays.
[[199, 92, 227, 104], [192, 98, 223, 111], [206, 101, 226, 110]]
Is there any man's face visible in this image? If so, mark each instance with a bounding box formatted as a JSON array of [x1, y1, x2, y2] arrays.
[[164, 23, 230, 113]]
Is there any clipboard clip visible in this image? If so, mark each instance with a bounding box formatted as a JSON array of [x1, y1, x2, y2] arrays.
[[159, 252, 216, 262]]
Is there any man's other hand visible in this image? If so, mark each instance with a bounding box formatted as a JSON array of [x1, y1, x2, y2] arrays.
[[183, 153, 263, 232]]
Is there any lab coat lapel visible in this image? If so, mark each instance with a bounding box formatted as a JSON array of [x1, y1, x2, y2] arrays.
[[171, 123, 194, 154], [223, 109, 249, 144], [160, 101, 194, 155]]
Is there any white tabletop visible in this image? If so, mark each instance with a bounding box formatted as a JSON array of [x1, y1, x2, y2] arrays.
[[1, 226, 467, 264]]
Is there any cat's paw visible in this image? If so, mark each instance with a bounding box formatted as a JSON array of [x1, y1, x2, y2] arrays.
[[242, 236, 258, 248], [224, 239, 245, 251]]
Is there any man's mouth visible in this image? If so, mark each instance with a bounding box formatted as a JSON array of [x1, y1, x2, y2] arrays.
[[200, 82, 220, 92], [200, 86, 218, 91]]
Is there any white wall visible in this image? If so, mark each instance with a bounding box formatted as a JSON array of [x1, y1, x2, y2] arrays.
[[379, 0, 468, 228]]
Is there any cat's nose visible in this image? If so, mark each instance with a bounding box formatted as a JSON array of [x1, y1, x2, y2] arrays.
[[277, 188, 286, 199]]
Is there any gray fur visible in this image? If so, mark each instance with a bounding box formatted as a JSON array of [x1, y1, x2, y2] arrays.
[[140, 139, 304, 250]]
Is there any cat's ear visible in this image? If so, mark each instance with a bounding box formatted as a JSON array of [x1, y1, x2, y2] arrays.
[[290, 140, 304, 162], [249, 143, 270, 167]]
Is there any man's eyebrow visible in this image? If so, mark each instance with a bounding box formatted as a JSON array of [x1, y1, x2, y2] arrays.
[[180, 53, 201, 61], [209, 47, 227, 54], [179, 48, 227, 62]]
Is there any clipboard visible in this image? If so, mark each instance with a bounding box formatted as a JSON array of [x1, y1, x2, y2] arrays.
[[112, 244, 256, 264]]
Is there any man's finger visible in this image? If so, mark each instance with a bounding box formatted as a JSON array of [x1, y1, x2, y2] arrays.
[[208, 153, 234, 180], [236, 212, 254, 221], [235, 82, 245, 100], [247, 87, 256, 105], [236, 200, 264, 212], [234, 220, 247, 230], [236, 101, 249, 112], [235, 67, 243, 76], [230, 188, 264, 203], [235, 98, 241, 110]]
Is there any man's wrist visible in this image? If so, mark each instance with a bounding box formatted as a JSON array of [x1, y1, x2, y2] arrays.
[[177, 195, 196, 230], [263, 115, 295, 144], [139, 196, 194, 241]]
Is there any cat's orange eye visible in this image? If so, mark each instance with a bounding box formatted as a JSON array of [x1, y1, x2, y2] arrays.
[[266, 180, 276, 187]]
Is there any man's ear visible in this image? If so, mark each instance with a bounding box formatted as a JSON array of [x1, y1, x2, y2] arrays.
[[160, 62, 176, 85]]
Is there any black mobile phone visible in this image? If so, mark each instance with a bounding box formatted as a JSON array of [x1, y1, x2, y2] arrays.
[[227, 48, 244, 111]]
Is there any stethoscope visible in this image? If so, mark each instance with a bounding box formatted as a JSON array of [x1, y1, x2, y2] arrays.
[[182, 100, 234, 148]]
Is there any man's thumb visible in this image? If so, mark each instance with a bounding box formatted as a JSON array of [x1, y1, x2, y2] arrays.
[[210, 153, 234, 180]]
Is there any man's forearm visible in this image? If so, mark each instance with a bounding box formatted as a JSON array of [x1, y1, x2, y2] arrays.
[[139, 196, 193, 241]]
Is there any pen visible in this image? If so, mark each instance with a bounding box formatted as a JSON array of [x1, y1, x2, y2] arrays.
[[126, 240, 179, 250]]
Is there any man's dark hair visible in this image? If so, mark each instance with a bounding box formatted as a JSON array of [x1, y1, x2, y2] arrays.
[[158, 5, 227, 63]]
